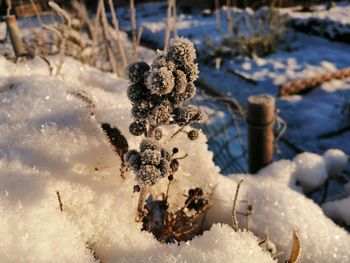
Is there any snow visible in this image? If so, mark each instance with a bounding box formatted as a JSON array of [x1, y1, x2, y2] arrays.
[[1, 2, 350, 262], [293, 152, 328, 192], [206, 160, 350, 262], [0, 56, 273, 262], [323, 149, 348, 178], [323, 197, 350, 226]]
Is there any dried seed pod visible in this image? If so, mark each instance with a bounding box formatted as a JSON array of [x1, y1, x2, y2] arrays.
[[132, 100, 152, 120], [170, 159, 179, 172], [188, 129, 199, 140], [127, 83, 151, 103], [152, 55, 175, 71], [153, 128, 163, 140], [168, 37, 196, 66], [173, 107, 191, 126], [161, 148, 171, 161], [180, 62, 199, 83], [128, 61, 150, 84], [133, 185, 141, 193], [140, 138, 160, 152], [173, 69, 187, 94], [146, 66, 175, 96], [140, 149, 161, 165], [137, 164, 162, 186], [159, 159, 171, 177], [125, 150, 141, 170], [129, 121, 146, 136], [149, 101, 172, 125]]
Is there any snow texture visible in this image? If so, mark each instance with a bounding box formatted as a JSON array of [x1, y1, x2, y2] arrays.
[[205, 158, 350, 262], [0, 56, 273, 262], [323, 197, 350, 226]]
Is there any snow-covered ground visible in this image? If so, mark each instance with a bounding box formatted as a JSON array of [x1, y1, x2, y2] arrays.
[[0, 55, 350, 262], [1, 1, 350, 262]]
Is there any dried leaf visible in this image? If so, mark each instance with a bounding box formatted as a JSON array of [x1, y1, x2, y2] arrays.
[[287, 230, 301, 263], [101, 123, 129, 159], [68, 89, 96, 116]]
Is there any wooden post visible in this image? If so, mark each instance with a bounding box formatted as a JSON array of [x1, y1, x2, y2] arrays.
[[247, 94, 275, 174], [6, 15, 26, 58]]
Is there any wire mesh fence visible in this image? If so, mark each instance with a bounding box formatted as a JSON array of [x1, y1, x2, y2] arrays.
[[193, 89, 248, 175]]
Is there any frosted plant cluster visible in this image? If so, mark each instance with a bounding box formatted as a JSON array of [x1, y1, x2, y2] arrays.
[[126, 37, 202, 188]]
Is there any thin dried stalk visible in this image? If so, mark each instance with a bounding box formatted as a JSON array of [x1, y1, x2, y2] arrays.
[[6, 0, 12, 17], [99, 0, 120, 75], [231, 179, 243, 232], [226, 0, 233, 36], [108, 0, 128, 69], [48, 1, 71, 76], [130, 0, 138, 60], [30, 0, 43, 26], [56, 190, 63, 212], [172, 0, 177, 37], [215, 0, 221, 32], [136, 186, 148, 222], [72, 1, 96, 42], [164, 0, 173, 51]]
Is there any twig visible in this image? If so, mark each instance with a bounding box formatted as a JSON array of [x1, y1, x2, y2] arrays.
[[56, 190, 63, 212], [164, 0, 173, 51], [130, 0, 137, 60], [6, 0, 12, 17], [48, 1, 71, 76], [108, 0, 128, 69], [226, 0, 233, 37], [227, 68, 258, 85], [215, 0, 222, 32], [172, 0, 177, 37], [136, 186, 148, 222], [317, 124, 350, 139], [30, 0, 43, 26], [99, 0, 120, 75], [232, 179, 243, 232]]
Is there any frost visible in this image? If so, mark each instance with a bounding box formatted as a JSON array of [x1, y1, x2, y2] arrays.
[[293, 152, 328, 192]]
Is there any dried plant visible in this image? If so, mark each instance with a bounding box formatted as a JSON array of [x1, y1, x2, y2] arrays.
[[125, 37, 212, 242]]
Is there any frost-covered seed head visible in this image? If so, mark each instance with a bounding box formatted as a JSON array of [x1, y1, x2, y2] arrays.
[[161, 148, 171, 161], [188, 129, 199, 140], [128, 61, 150, 84], [153, 128, 163, 140], [129, 121, 146, 136], [140, 138, 160, 152], [173, 107, 189, 126], [169, 83, 197, 106], [173, 70, 187, 94], [170, 159, 179, 172], [159, 159, 171, 178], [127, 83, 151, 103], [132, 100, 153, 120], [125, 150, 141, 170], [125, 149, 139, 162], [180, 62, 199, 83], [141, 149, 161, 165], [152, 55, 175, 71], [149, 101, 172, 125], [184, 82, 196, 100], [146, 67, 175, 95], [137, 164, 162, 186], [168, 37, 196, 66], [192, 111, 204, 122]]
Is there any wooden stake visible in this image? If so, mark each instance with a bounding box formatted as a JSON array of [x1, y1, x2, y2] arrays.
[[247, 94, 275, 174], [6, 15, 26, 57]]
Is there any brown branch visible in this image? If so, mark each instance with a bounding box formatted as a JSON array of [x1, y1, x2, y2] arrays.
[[108, 0, 128, 69], [56, 190, 63, 212], [232, 179, 243, 232]]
